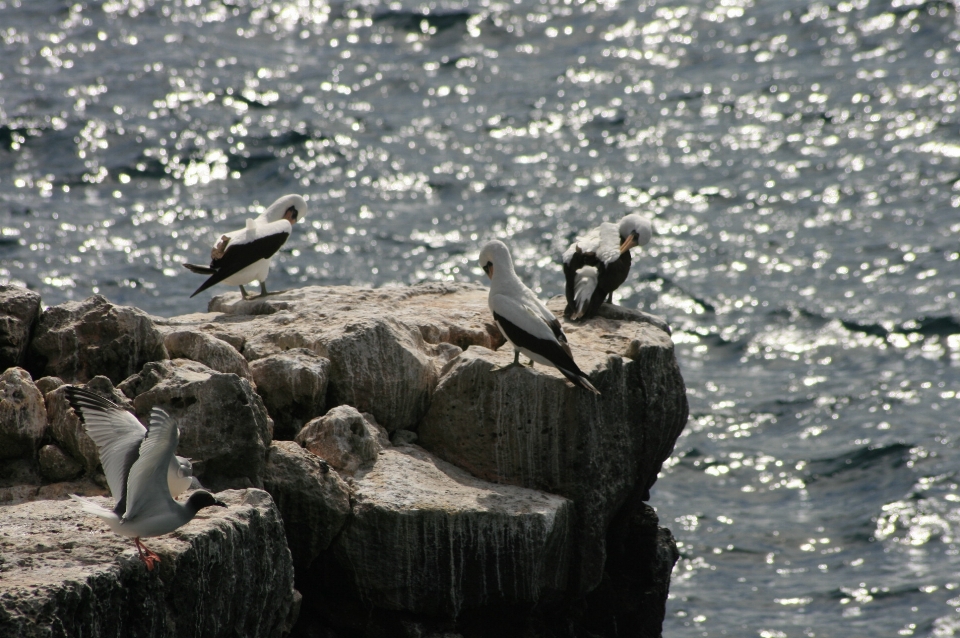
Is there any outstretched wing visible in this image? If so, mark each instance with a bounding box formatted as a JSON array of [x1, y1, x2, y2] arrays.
[[123, 407, 179, 522], [64, 387, 145, 511], [189, 220, 291, 297]]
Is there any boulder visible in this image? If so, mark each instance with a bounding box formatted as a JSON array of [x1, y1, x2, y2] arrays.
[[295, 405, 389, 475], [0, 284, 42, 370], [0, 367, 46, 461], [119, 359, 271, 490], [262, 441, 351, 572], [46, 376, 131, 475], [163, 330, 253, 381], [417, 298, 688, 593], [0, 489, 298, 638], [38, 444, 83, 482], [331, 446, 573, 619], [27, 295, 168, 384], [250, 349, 330, 440]]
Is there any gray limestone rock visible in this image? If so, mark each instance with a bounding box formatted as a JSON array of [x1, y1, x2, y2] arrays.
[[0, 367, 46, 461], [250, 349, 330, 440], [38, 444, 83, 482], [27, 294, 168, 384], [119, 359, 271, 490], [0, 489, 297, 638], [163, 330, 253, 380], [0, 284, 42, 370], [417, 298, 688, 594], [262, 441, 351, 572], [295, 405, 389, 475], [332, 446, 573, 618]]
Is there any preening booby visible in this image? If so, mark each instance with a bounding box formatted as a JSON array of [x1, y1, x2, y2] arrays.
[[479, 240, 600, 394], [184, 194, 307, 299], [65, 387, 226, 571], [562, 213, 653, 320]]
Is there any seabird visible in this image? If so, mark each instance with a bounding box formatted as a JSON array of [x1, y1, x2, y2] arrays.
[[65, 386, 226, 571], [562, 213, 653, 320], [478, 240, 600, 394], [184, 194, 307, 299]]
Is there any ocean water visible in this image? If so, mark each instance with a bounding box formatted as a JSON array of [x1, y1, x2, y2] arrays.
[[2, 0, 960, 636]]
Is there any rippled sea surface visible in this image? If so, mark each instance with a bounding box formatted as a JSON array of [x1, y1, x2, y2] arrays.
[[3, 0, 960, 635]]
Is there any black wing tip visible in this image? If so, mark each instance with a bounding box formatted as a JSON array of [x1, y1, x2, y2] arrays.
[[183, 263, 214, 275], [64, 385, 122, 420]]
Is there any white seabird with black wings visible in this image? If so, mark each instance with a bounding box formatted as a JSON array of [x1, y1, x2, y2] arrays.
[[562, 213, 653, 320], [479, 240, 600, 394], [184, 194, 307, 299], [65, 387, 225, 571]]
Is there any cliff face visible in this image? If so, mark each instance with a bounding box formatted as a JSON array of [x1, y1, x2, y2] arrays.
[[0, 283, 687, 637]]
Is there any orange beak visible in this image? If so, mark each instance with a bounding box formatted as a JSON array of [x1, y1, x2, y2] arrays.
[[619, 232, 638, 255]]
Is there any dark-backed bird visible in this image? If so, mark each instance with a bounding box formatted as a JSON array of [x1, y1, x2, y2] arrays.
[[562, 213, 653, 320], [184, 194, 307, 299], [478, 240, 600, 394], [65, 386, 226, 571]]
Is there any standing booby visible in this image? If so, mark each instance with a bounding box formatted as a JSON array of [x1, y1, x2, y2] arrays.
[[65, 386, 226, 571], [479, 240, 600, 394], [184, 194, 307, 299], [562, 213, 653, 320]]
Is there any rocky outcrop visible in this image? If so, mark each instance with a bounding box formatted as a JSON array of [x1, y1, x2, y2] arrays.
[[27, 295, 168, 384], [0, 489, 297, 638], [262, 441, 351, 572], [417, 297, 688, 593], [295, 405, 389, 475], [0, 283, 687, 638], [250, 350, 330, 440], [331, 445, 572, 619], [0, 284, 41, 370], [118, 359, 271, 490]]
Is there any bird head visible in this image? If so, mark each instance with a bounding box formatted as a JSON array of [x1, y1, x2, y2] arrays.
[[185, 490, 228, 513], [478, 240, 513, 280], [262, 194, 308, 225], [618, 213, 653, 255]]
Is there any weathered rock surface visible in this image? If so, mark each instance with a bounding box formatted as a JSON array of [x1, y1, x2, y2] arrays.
[[331, 446, 573, 619], [38, 444, 84, 482], [118, 359, 271, 490], [418, 297, 688, 593], [250, 349, 330, 440], [163, 330, 253, 381], [156, 284, 504, 432], [295, 405, 389, 475], [0, 367, 46, 461], [27, 294, 168, 384], [262, 441, 351, 572], [0, 284, 42, 370], [0, 489, 297, 638]]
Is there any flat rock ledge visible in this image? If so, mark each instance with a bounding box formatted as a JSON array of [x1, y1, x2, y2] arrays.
[[0, 282, 688, 638], [0, 489, 297, 638]]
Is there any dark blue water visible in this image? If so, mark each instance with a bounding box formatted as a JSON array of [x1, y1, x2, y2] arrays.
[[2, 0, 959, 635]]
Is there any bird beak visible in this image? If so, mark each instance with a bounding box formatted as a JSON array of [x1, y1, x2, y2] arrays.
[[619, 232, 638, 255], [482, 263, 493, 279], [214, 499, 227, 508]]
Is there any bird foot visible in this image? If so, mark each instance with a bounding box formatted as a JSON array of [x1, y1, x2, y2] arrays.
[[135, 538, 161, 571]]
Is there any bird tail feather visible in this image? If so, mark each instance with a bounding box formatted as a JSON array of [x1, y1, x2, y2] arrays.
[[572, 266, 599, 320], [69, 494, 119, 521], [183, 263, 215, 275], [557, 367, 601, 395]]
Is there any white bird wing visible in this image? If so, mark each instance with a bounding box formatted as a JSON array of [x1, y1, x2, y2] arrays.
[[123, 407, 179, 522], [66, 388, 146, 505], [595, 222, 622, 265], [491, 293, 558, 343], [563, 226, 602, 264]]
